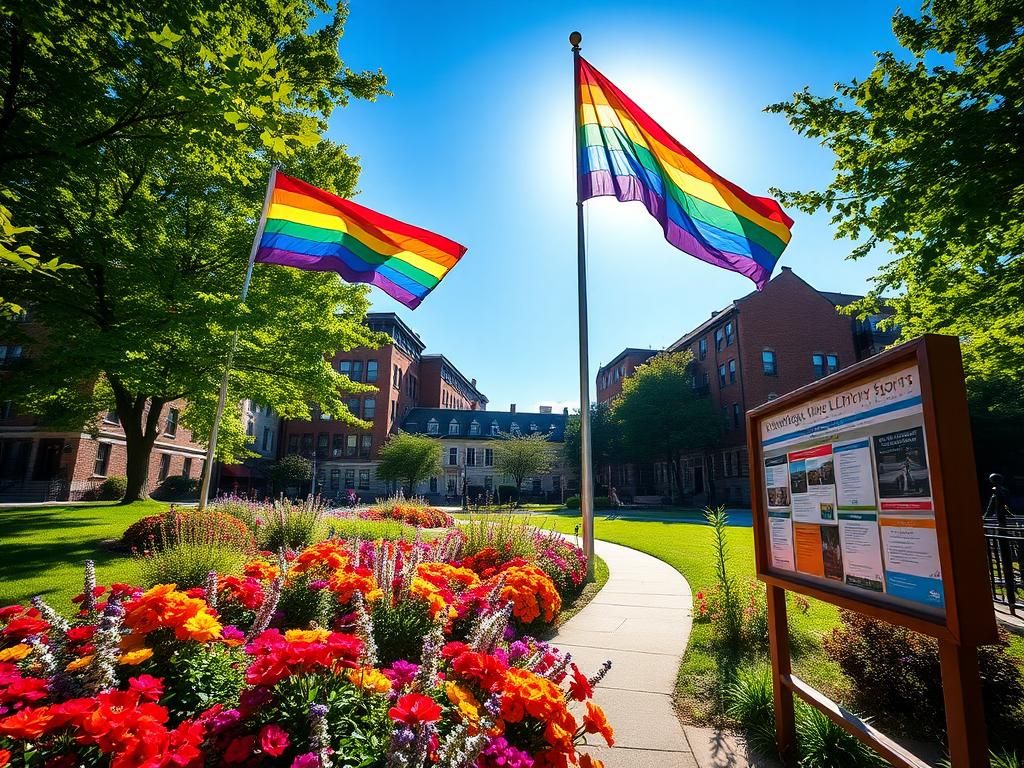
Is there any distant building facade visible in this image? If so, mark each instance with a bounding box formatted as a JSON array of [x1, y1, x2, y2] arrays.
[[596, 348, 658, 405]]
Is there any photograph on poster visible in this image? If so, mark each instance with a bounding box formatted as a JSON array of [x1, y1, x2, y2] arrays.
[[758, 364, 945, 615]]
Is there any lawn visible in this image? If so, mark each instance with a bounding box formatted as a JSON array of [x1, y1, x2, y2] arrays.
[[0, 500, 168, 607]]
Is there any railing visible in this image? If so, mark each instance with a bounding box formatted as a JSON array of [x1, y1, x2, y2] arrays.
[[983, 473, 1023, 615]]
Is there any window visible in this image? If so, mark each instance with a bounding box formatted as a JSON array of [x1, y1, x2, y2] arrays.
[[490, 421, 500, 436], [391, 400, 397, 423], [448, 447, 459, 466], [0, 345, 22, 366], [332, 434, 344, 458], [287, 435, 299, 454], [826, 354, 839, 375], [718, 364, 727, 387], [317, 433, 329, 458], [0, 401, 12, 420], [393, 365, 401, 390], [484, 476, 493, 490], [158, 454, 171, 481], [552, 475, 561, 492], [470, 421, 480, 436], [698, 338, 707, 360], [182, 457, 192, 478], [723, 451, 732, 477], [358, 469, 370, 490], [362, 398, 375, 420], [449, 419, 460, 435], [812, 354, 826, 379], [733, 403, 741, 429], [300, 434, 313, 456], [509, 423, 521, 436], [165, 407, 179, 437], [722, 406, 730, 430], [344, 469, 355, 489], [728, 359, 736, 384], [725, 321, 734, 346], [529, 423, 538, 433], [447, 476, 457, 494], [262, 427, 272, 452], [484, 448, 494, 467], [532, 479, 542, 493], [330, 469, 340, 489], [739, 449, 749, 477], [94, 443, 111, 476], [366, 360, 378, 382], [715, 329, 724, 351], [346, 435, 357, 457], [359, 436, 372, 458], [103, 410, 119, 425], [429, 477, 438, 493], [466, 447, 476, 467], [427, 419, 439, 435], [351, 361, 363, 382], [762, 350, 777, 376], [346, 397, 360, 417], [338, 361, 352, 378]]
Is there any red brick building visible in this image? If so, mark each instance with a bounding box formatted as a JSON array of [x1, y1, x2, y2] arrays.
[[595, 348, 658, 405], [418, 355, 487, 410]]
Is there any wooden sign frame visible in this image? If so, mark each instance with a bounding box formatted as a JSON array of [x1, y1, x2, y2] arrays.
[[746, 335, 998, 768]]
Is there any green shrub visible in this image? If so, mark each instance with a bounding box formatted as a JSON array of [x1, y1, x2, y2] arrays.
[[324, 517, 414, 542], [725, 665, 777, 757], [565, 495, 580, 509], [823, 610, 1024, 741], [135, 542, 246, 589], [459, 515, 537, 560], [497, 485, 519, 502], [564, 495, 613, 510], [121, 509, 255, 553], [796, 706, 885, 768], [212, 496, 328, 551], [372, 597, 435, 666], [151, 475, 199, 501], [162, 643, 246, 722], [97, 476, 127, 500]]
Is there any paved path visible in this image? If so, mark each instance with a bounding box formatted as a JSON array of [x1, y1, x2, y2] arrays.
[[554, 539, 699, 768]]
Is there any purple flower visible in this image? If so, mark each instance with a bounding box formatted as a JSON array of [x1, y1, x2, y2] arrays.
[[479, 736, 534, 768], [239, 686, 273, 714], [508, 641, 529, 661], [308, 579, 329, 591], [385, 659, 420, 687], [390, 724, 416, 750], [222, 625, 245, 644], [209, 707, 242, 732]]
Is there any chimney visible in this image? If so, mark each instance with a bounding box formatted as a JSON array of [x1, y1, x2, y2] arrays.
[[781, 265, 792, 272], [510, 403, 516, 414], [471, 378, 476, 386], [563, 407, 569, 416], [539, 405, 552, 414], [710, 310, 719, 317]]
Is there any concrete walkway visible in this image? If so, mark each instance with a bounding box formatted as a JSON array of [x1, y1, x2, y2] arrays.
[[554, 539, 699, 768]]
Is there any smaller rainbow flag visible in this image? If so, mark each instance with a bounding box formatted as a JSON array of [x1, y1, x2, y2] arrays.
[[578, 57, 793, 289], [255, 172, 466, 309]]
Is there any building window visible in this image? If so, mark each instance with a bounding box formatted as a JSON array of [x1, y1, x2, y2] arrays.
[[484, 476, 493, 490], [447, 476, 457, 494], [338, 361, 352, 378], [300, 434, 313, 456], [762, 350, 777, 376], [359, 436, 372, 458], [363, 398, 376, 420], [358, 469, 370, 490], [393, 365, 401, 390], [346, 435, 357, 457], [448, 447, 458, 466], [288, 435, 299, 454], [718, 364, 726, 387], [723, 451, 732, 477], [391, 399, 397, 423], [351, 361, 363, 382], [330, 469, 340, 489], [158, 453, 171, 481], [739, 449, 749, 477], [94, 443, 111, 476], [509, 423, 521, 436], [827, 354, 839, 375], [427, 419, 439, 435], [429, 477, 438, 493], [552, 475, 561, 492], [484, 448, 494, 467], [812, 353, 826, 379], [728, 359, 736, 384], [529, 422, 538, 433], [345, 469, 355, 489], [0, 345, 22, 366], [366, 360, 378, 382], [733, 403, 741, 429], [490, 421, 500, 436], [698, 338, 707, 360], [725, 321, 735, 346], [469, 420, 480, 436], [0, 400, 12, 419], [182, 457, 192, 478], [332, 434, 344, 457], [532, 479, 542, 493], [165, 408, 179, 437], [466, 447, 476, 467], [449, 419, 460, 435], [722, 406, 730, 430], [317, 433, 329, 458], [262, 427, 272, 452], [715, 329, 724, 351], [103, 410, 119, 425]]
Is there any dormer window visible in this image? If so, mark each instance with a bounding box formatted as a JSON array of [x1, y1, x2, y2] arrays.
[[510, 423, 521, 436], [449, 419, 460, 435], [427, 419, 439, 435], [529, 423, 538, 433], [490, 421, 500, 436], [470, 420, 480, 436], [549, 423, 556, 431]]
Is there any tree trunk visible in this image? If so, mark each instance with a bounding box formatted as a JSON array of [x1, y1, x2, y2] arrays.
[[111, 379, 166, 503]]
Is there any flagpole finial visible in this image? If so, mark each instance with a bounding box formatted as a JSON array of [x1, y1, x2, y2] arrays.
[[569, 31, 582, 50]]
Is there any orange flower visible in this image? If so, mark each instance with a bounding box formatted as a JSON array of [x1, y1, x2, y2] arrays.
[[583, 702, 614, 746], [243, 559, 280, 582], [0, 706, 56, 740], [579, 755, 605, 768], [0, 747, 10, 767], [65, 655, 94, 672], [118, 648, 154, 666], [445, 682, 481, 724], [285, 628, 331, 644], [181, 610, 222, 643], [292, 539, 351, 575], [0, 644, 31, 662], [348, 666, 393, 694], [496, 565, 561, 625]]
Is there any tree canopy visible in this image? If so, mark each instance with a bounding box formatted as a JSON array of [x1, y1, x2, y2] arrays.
[[493, 432, 555, 493], [374, 433, 443, 495], [0, 0, 391, 500], [563, 402, 620, 475]]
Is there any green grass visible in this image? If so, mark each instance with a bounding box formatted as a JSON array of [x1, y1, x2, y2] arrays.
[[0, 501, 169, 608]]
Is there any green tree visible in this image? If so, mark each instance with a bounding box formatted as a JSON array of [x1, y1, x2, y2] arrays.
[[374, 433, 443, 495], [0, 1, 390, 501], [493, 432, 554, 498], [269, 454, 312, 495], [0, 191, 77, 316], [610, 352, 720, 501], [563, 402, 620, 480], [766, 0, 1024, 478]]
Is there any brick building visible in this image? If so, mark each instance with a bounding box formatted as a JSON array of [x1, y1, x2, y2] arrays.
[[277, 312, 489, 500], [598, 268, 898, 504], [595, 348, 658, 405]]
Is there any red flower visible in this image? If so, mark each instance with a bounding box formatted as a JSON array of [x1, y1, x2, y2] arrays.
[[568, 663, 593, 702], [224, 734, 256, 764], [128, 675, 165, 702], [71, 586, 106, 604], [451, 651, 508, 692], [259, 723, 291, 757], [2, 613, 49, 641], [0, 606, 23, 622], [0, 706, 56, 740], [0, 748, 9, 768], [388, 693, 442, 725], [66, 626, 96, 643]]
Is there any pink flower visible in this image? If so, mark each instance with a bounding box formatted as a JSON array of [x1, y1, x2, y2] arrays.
[[259, 723, 291, 757], [224, 735, 256, 764], [291, 754, 319, 768], [127, 674, 164, 702]]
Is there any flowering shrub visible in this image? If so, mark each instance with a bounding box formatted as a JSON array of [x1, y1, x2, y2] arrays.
[[211, 495, 329, 551], [121, 507, 255, 553], [531, 531, 587, 599], [361, 503, 455, 528]]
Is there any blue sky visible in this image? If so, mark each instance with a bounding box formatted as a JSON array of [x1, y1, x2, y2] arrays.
[[326, 0, 902, 413]]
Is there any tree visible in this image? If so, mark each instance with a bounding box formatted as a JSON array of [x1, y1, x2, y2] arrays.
[[269, 454, 312, 496], [610, 352, 720, 500], [766, 0, 1024, 482], [563, 402, 620, 481], [493, 432, 554, 498], [0, 1, 390, 500], [374, 433, 443, 496]]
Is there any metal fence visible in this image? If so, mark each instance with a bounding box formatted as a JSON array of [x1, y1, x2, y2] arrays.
[[983, 474, 1023, 615]]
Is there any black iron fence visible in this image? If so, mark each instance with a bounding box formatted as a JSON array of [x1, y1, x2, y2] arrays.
[[983, 473, 1023, 615]]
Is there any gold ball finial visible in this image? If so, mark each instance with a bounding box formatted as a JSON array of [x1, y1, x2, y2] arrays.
[[569, 31, 582, 48]]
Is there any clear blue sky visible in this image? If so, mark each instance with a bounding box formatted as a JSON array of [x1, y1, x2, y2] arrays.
[[326, 0, 901, 413]]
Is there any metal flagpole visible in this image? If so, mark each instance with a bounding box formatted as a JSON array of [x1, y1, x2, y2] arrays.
[[570, 31, 595, 581], [197, 163, 280, 511]]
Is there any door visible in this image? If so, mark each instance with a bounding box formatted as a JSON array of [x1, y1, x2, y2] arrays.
[[693, 465, 705, 495], [32, 439, 65, 481]]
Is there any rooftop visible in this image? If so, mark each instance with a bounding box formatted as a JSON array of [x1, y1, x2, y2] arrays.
[[596, 348, 660, 375], [401, 408, 568, 441], [420, 354, 488, 405]]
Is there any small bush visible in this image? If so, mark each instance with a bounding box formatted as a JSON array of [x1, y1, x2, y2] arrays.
[[324, 517, 414, 542], [211, 495, 328, 551], [135, 542, 246, 589], [97, 476, 127, 500], [151, 475, 199, 501], [359, 501, 453, 528], [121, 508, 255, 553], [565, 495, 580, 509], [796, 706, 885, 768], [497, 485, 519, 502], [532, 529, 587, 599], [725, 665, 777, 757], [163, 643, 246, 722], [459, 515, 537, 560]]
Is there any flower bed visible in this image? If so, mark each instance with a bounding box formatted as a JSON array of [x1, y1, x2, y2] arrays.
[[0, 528, 612, 767], [359, 504, 455, 529]]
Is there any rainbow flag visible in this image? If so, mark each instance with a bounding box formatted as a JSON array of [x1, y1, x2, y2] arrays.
[[255, 172, 466, 309], [577, 57, 793, 289]]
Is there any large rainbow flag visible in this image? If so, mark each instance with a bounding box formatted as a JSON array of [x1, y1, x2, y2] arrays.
[[577, 57, 793, 289], [255, 172, 466, 309]]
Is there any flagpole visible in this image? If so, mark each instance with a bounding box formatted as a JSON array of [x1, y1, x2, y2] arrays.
[[197, 163, 280, 511], [570, 31, 595, 581]]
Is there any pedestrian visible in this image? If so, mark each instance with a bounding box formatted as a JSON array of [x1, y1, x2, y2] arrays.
[[609, 486, 621, 508]]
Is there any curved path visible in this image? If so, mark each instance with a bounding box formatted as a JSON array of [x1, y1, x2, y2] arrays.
[[555, 539, 698, 768]]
